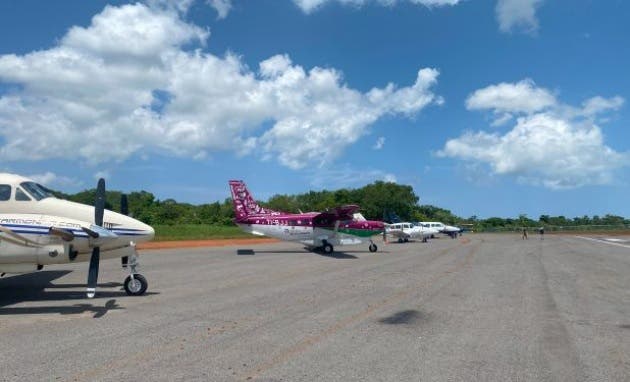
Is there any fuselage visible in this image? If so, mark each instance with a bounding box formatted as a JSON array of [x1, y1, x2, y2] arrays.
[[419, 221, 461, 233], [0, 173, 154, 273], [0, 173, 153, 239], [236, 212, 384, 247], [386, 222, 438, 240]]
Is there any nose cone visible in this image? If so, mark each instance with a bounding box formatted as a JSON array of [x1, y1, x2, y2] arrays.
[[135, 219, 155, 243], [125, 216, 155, 243], [106, 211, 155, 243]]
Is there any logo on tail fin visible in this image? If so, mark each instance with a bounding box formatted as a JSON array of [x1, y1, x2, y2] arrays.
[[229, 180, 279, 221]]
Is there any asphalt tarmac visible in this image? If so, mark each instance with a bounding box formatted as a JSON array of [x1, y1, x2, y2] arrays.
[[1, 233, 629, 381]]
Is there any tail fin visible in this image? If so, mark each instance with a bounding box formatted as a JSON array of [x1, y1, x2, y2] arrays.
[[229, 180, 278, 221]]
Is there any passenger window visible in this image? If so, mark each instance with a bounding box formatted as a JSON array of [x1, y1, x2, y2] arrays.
[[0, 184, 10, 201], [15, 187, 32, 201]]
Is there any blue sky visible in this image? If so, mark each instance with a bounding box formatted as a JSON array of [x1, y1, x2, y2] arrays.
[[1, 0, 629, 219]]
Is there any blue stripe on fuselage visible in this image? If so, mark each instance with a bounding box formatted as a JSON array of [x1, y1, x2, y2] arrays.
[[1, 224, 147, 238]]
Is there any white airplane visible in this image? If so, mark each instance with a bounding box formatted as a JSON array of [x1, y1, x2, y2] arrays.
[[385, 222, 439, 243], [418, 221, 461, 238], [0, 173, 155, 298]]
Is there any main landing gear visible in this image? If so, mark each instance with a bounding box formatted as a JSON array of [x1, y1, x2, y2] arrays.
[[122, 253, 148, 296], [316, 240, 378, 254]]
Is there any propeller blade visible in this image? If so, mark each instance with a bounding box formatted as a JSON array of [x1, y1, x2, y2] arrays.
[[95, 178, 105, 227], [87, 246, 100, 298], [121, 194, 128, 216], [88, 178, 105, 298]]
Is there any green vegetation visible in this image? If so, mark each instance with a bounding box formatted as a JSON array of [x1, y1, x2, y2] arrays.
[[53, 181, 630, 240], [153, 225, 254, 241]]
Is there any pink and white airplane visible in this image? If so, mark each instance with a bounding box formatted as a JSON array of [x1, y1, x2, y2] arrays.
[[229, 180, 385, 254]]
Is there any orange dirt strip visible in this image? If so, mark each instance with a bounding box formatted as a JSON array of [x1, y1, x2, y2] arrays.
[[137, 238, 279, 250]]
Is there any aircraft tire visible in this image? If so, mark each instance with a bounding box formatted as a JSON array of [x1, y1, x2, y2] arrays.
[[369, 243, 378, 253], [124, 274, 148, 296], [323, 243, 334, 254]]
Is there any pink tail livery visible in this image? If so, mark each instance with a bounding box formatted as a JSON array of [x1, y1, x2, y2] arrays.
[[229, 180, 279, 222]]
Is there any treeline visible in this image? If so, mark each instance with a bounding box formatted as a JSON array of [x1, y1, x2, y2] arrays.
[[474, 213, 630, 231], [53, 181, 629, 230]]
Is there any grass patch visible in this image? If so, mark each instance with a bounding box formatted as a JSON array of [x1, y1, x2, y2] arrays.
[[154, 224, 257, 241]]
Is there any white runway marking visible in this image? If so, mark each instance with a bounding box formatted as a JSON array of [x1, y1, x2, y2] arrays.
[[575, 236, 630, 249]]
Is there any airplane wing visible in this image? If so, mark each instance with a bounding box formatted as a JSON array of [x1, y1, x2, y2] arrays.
[[386, 229, 409, 240], [328, 205, 361, 220], [0, 225, 43, 247], [313, 205, 361, 227]]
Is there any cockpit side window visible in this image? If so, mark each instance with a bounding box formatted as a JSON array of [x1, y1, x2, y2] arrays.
[[0, 184, 10, 201], [15, 187, 32, 201], [20, 182, 53, 201]]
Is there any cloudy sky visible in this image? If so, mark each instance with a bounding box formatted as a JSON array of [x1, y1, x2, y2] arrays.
[[1, 0, 628, 219]]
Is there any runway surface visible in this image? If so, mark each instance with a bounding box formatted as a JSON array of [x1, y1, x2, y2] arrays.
[[1, 234, 629, 381]]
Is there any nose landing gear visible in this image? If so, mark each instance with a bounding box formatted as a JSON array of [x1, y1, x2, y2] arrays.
[[122, 251, 148, 296]]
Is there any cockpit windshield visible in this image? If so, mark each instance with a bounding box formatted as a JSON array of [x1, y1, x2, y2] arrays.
[[20, 182, 54, 201]]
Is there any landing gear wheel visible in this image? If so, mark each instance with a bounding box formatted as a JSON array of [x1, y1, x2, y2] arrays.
[[369, 243, 378, 253], [124, 274, 148, 296], [322, 243, 334, 254]]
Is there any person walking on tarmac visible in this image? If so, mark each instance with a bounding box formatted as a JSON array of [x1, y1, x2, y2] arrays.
[[522, 228, 528, 240], [539, 227, 545, 240]]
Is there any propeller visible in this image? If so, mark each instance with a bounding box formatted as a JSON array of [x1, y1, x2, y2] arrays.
[[87, 178, 105, 298], [120, 194, 129, 268], [120, 194, 128, 216]]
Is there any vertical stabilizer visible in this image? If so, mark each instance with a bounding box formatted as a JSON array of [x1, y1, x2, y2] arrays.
[[229, 180, 278, 221]]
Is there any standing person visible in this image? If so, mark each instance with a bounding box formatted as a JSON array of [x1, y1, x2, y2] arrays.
[[539, 227, 545, 240], [522, 228, 528, 240]]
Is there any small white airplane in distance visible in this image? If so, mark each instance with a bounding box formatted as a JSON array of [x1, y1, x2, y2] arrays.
[[229, 180, 385, 254], [418, 221, 461, 238], [0, 173, 155, 298], [385, 222, 439, 243]]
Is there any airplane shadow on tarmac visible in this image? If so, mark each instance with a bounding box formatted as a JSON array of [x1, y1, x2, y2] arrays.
[[0, 271, 158, 318], [239, 248, 360, 259]]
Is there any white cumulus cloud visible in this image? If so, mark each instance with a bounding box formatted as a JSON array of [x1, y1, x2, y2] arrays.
[[0, 2, 441, 170], [440, 80, 627, 189], [373, 136, 386, 150], [293, 0, 460, 13], [207, 0, 232, 19], [580, 96, 624, 117], [496, 0, 544, 34], [466, 79, 555, 115]]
